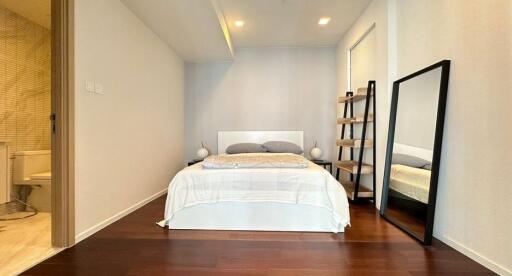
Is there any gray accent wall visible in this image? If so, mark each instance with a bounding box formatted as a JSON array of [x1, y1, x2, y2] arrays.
[[185, 47, 337, 161]]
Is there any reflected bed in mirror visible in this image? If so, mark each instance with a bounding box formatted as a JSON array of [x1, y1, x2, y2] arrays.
[[380, 60, 450, 245]]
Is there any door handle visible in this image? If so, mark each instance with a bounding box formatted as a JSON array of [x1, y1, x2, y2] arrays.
[[50, 113, 56, 134]]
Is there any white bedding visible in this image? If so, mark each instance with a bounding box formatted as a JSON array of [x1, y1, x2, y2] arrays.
[[389, 164, 431, 203], [158, 153, 350, 233]]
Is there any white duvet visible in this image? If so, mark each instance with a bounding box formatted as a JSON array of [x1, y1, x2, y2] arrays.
[[390, 164, 431, 203], [158, 153, 350, 232]]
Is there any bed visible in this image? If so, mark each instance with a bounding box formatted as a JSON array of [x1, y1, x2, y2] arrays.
[[389, 164, 431, 204], [387, 149, 432, 219], [158, 131, 350, 233]]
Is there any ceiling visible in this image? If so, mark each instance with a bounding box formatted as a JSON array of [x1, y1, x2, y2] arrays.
[[122, 0, 233, 62], [219, 0, 371, 48], [0, 0, 51, 29], [124, 0, 372, 62]]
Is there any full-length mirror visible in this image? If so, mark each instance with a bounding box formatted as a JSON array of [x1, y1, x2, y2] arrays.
[[381, 60, 450, 245]]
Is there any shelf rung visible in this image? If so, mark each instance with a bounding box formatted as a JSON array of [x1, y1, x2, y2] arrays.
[[338, 94, 367, 103], [340, 181, 374, 201], [337, 114, 374, 125], [338, 87, 373, 103], [336, 161, 373, 174], [336, 139, 373, 148]]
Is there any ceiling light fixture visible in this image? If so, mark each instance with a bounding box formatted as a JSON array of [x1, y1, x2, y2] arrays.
[[234, 20, 245, 27], [318, 17, 331, 26]]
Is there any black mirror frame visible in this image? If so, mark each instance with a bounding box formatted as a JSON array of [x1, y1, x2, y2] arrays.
[[380, 60, 451, 245]]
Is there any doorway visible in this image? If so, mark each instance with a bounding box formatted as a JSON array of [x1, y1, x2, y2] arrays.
[[346, 23, 376, 193], [0, 0, 73, 274], [349, 24, 376, 92]]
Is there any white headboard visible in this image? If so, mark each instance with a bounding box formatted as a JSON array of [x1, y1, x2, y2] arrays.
[[218, 131, 304, 154]]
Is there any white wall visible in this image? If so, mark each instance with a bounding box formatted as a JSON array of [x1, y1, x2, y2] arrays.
[[395, 1, 512, 274], [336, 0, 390, 206], [74, 0, 184, 239], [185, 47, 337, 161], [339, 0, 511, 274]]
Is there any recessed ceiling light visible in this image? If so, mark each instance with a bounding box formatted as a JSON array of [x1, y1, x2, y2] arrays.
[[318, 17, 331, 26], [234, 20, 245, 27]]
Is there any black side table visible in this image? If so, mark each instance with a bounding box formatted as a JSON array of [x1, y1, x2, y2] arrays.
[[187, 159, 203, 166], [311, 159, 333, 174]]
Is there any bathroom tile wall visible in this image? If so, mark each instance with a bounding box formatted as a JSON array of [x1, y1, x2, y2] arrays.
[[0, 6, 51, 153]]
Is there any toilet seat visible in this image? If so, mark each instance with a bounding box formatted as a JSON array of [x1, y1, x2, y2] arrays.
[[14, 171, 51, 186], [30, 171, 51, 180]]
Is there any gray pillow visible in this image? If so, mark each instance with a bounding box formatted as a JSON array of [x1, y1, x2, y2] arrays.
[[392, 153, 430, 169], [422, 163, 432, 171], [225, 143, 266, 154], [263, 141, 303, 154]]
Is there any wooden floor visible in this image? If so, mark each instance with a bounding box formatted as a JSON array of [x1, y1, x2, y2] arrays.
[[0, 212, 59, 275], [385, 203, 426, 238], [23, 196, 494, 275]]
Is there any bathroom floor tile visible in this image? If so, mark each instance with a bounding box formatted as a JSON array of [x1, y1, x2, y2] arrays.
[[0, 212, 60, 275]]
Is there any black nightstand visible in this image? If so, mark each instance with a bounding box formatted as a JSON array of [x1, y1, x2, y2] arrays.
[[311, 159, 333, 174], [187, 159, 203, 166]]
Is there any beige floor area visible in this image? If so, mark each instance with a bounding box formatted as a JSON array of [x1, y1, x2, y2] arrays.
[[0, 212, 59, 275]]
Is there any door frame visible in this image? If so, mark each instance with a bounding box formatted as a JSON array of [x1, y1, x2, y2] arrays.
[[51, 0, 75, 247], [347, 23, 376, 92]]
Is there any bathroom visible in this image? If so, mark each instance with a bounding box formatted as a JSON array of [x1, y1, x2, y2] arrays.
[[0, 1, 56, 274]]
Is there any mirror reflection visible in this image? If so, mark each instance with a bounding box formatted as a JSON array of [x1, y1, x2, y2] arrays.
[[384, 68, 441, 239]]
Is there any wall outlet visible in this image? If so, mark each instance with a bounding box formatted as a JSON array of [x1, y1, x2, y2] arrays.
[[85, 80, 95, 92]]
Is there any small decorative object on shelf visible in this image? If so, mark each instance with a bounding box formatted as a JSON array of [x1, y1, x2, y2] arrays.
[[310, 140, 323, 160], [197, 142, 209, 159]]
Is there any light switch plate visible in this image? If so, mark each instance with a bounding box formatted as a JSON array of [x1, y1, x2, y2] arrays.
[[95, 83, 104, 94], [85, 80, 95, 92]]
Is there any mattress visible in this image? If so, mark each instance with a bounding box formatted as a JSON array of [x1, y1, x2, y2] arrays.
[[158, 154, 350, 233], [389, 164, 431, 203]]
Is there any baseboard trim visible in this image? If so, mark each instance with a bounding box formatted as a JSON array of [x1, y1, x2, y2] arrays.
[[75, 188, 168, 244], [436, 234, 511, 275]]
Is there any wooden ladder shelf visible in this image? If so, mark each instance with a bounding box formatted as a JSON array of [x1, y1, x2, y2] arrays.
[[335, 81, 376, 202]]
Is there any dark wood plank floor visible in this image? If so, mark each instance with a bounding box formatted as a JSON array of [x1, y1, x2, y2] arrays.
[[23, 196, 494, 275]]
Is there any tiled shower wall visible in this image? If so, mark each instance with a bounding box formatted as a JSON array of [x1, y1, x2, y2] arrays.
[[0, 6, 51, 153]]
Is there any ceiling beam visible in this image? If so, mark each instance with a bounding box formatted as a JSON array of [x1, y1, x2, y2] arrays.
[[210, 0, 235, 59]]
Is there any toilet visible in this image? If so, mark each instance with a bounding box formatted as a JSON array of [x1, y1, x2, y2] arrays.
[[12, 150, 51, 212]]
